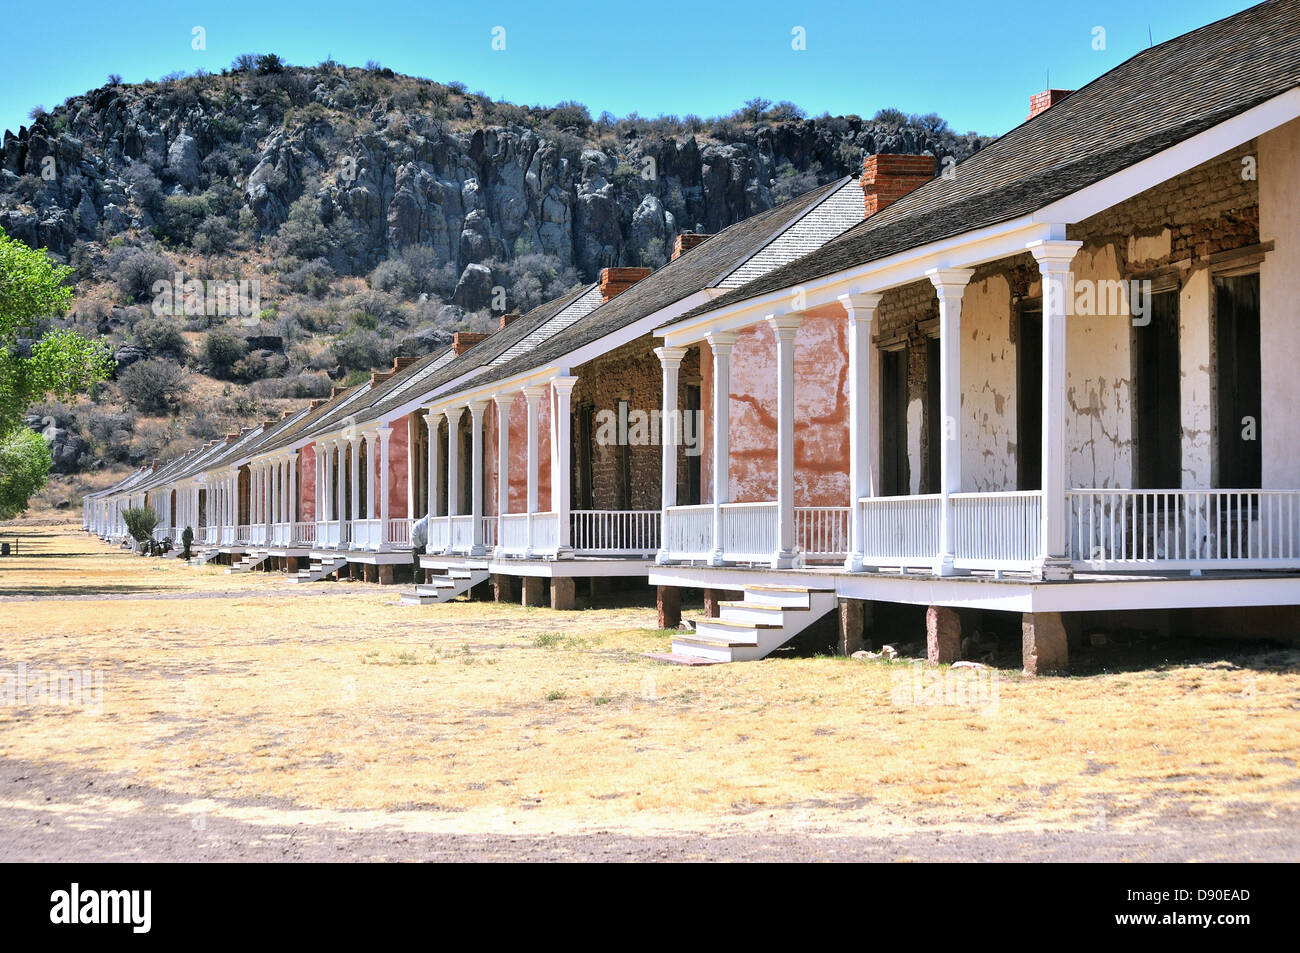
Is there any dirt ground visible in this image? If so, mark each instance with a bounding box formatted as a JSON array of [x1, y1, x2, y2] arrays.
[[1, 519, 1298, 861]]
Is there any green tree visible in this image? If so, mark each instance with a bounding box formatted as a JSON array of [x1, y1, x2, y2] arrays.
[[0, 427, 51, 520], [0, 227, 113, 515]]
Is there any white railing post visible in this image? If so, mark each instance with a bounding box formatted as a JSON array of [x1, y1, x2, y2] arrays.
[[706, 331, 738, 565], [768, 313, 803, 568], [927, 268, 974, 576], [493, 395, 511, 557], [841, 293, 882, 571], [1029, 238, 1083, 580], [552, 376, 577, 558], [334, 438, 347, 549], [468, 401, 488, 556]]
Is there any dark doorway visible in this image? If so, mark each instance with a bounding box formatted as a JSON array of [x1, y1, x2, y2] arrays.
[[1134, 289, 1182, 488], [575, 403, 594, 511], [880, 348, 909, 496], [1017, 303, 1043, 491], [685, 384, 702, 505], [616, 399, 632, 509], [1215, 273, 1262, 489], [924, 338, 941, 494]]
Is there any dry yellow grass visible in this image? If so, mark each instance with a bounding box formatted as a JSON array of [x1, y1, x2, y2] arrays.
[[1, 521, 1297, 839]]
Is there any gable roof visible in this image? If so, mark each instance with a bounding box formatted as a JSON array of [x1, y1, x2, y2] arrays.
[[671, 0, 1300, 324]]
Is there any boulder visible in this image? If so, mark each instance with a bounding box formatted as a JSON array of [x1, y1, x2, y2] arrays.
[[165, 133, 200, 188], [452, 263, 493, 310]]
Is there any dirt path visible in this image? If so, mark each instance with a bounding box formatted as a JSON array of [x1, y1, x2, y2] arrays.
[[4, 756, 1296, 862]]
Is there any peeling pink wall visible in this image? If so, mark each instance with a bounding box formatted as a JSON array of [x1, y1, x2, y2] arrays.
[[499, 392, 551, 512], [299, 443, 316, 521], [700, 306, 850, 506], [386, 415, 410, 518]]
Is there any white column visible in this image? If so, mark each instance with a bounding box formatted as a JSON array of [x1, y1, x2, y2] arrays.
[[842, 293, 882, 571], [377, 426, 392, 551], [655, 347, 688, 564], [334, 439, 346, 547], [706, 331, 738, 566], [522, 386, 546, 556], [365, 433, 377, 522], [551, 376, 577, 556], [1029, 238, 1083, 580], [493, 395, 511, 554], [348, 438, 361, 528], [289, 453, 298, 533], [468, 402, 488, 555], [445, 408, 463, 517], [423, 411, 440, 520], [927, 268, 974, 576], [263, 461, 273, 542], [768, 315, 803, 569]]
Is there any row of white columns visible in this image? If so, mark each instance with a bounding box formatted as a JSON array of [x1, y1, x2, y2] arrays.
[[655, 237, 1081, 578], [310, 429, 392, 547], [422, 377, 576, 557]]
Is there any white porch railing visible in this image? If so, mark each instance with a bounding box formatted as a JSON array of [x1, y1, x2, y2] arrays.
[[1069, 488, 1300, 570], [292, 521, 316, 546], [315, 520, 341, 549], [387, 518, 413, 548], [796, 506, 851, 561], [720, 502, 779, 561], [857, 494, 942, 568], [496, 512, 561, 557], [952, 491, 1042, 569], [663, 504, 715, 561], [350, 518, 381, 551], [571, 510, 660, 555], [428, 516, 450, 551], [482, 517, 497, 550], [269, 522, 291, 547], [449, 515, 475, 553], [235, 524, 253, 545]]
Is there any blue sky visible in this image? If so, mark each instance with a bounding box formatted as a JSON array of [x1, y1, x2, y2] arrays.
[[1, 0, 1260, 139]]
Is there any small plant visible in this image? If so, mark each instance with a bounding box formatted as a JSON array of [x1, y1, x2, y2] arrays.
[[546, 690, 567, 701], [122, 505, 161, 548]]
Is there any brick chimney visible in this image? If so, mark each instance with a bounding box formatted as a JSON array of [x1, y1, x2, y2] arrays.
[[498, 312, 521, 330], [391, 356, 419, 372], [330, 386, 343, 399], [599, 267, 652, 302], [281, 409, 294, 419], [452, 331, 488, 355], [225, 432, 239, 444], [861, 154, 935, 217], [671, 232, 712, 261], [1028, 89, 1073, 120], [309, 398, 326, 410], [261, 419, 278, 431]]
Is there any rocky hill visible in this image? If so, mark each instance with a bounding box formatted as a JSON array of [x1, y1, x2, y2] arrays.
[[0, 59, 991, 491]]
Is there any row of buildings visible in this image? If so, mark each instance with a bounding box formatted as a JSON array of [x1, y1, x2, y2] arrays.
[[86, 0, 1300, 670]]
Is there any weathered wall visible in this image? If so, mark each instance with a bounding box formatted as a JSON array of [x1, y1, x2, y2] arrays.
[[700, 308, 850, 506], [1259, 118, 1300, 488], [385, 414, 410, 518], [298, 443, 316, 522], [960, 272, 1018, 491]]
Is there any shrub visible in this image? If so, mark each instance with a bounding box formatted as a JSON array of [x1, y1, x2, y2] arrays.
[[122, 504, 161, 542], [330, 329, 387, 374], [193, 216, 236, 255], [108, 246, 174, 302], [202, 328, 247, 376], [132, 314, 187, 359], [118, 358, 186, 414]]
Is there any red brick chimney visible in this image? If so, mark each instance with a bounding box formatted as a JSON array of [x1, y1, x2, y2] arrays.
[[599, 267, 652, 302], [1028, 89, 1073, 120], [452, 331, 488, 355], [391, 356, 419, 372], [330, 386, 343, 399], [671, 232, 712, 261], [498, 312, 521, 330], [309, 398, 326, 410], [861, 154, 934, 217], [261, 419, 278, 431]]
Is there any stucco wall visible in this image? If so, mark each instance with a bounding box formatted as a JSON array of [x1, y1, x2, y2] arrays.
[[298, 443, 316, 522], [385, 414, 410, 518]]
